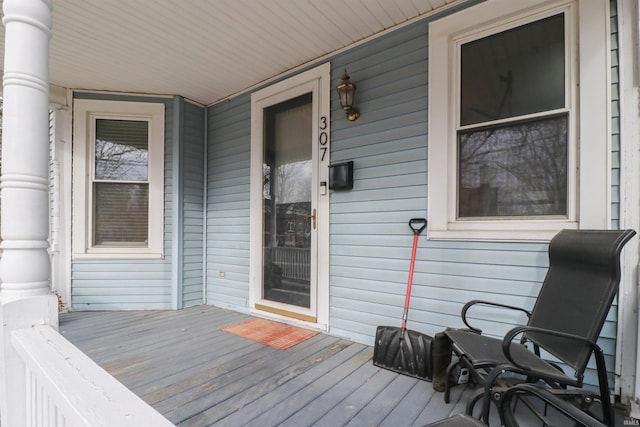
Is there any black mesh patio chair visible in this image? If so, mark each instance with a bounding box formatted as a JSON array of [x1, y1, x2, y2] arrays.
[[443, 229, 636, 426]]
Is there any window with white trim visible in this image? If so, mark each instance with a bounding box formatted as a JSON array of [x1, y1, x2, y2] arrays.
[[428, 0, 610, 241], [72, 99, 165, 258]]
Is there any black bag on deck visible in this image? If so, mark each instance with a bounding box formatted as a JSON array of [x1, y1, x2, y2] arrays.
[[432, 330, 453, 391]]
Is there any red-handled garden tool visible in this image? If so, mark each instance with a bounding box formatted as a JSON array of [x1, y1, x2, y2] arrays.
[[372, 218, 433, 380]]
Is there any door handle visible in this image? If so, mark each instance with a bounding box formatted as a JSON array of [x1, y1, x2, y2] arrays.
[[310, 208, 316, 230]]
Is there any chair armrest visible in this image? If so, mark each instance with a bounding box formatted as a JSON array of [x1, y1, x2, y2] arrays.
[[501, 325, 600, 372], [461, 300, 532, 334]]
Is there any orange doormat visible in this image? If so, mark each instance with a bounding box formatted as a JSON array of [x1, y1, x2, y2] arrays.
[[222, 318, 318, 350]]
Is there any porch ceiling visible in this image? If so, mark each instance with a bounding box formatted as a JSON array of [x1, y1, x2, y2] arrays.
[[0, 0, 464, 106]]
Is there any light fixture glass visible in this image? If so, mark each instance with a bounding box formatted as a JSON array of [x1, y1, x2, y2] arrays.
[[336, 69, 359, 121]]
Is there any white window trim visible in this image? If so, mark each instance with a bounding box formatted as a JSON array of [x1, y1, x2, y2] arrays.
[[428, 0, 610, 241], [72, 99, 165, 259]]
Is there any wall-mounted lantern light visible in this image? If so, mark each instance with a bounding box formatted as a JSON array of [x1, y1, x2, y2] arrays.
[[336, 69, 360, 121]]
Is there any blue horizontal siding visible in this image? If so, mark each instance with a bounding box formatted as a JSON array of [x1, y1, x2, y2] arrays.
[[201, 2, 621, 391], [328, 20, 432, 343], [72, 260, 173, 310], [181, 100, 206, 308], [610, 0, 621, 230], [325, 6, 620, 391], [206, 96, 251, 312], [71, 94, 175, 311]]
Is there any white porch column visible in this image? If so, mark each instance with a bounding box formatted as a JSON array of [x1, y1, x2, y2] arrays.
[[0, 0, 53, 301], [0, 0, 58, 426]]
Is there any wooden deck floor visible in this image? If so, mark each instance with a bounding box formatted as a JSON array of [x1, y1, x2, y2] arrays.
[[59, 305, 469, 427]]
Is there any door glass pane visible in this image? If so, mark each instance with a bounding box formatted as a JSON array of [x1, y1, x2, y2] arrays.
[[458, 114, 568, 218], [460, 13, 565, 126], [95, 119, 148, 181], [93, 182, 149, 246], [263, 94, 312, 308]]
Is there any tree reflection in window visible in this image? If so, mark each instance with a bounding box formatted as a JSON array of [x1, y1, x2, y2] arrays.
[[92, 119, 150, 246], [95, 119, 148, 181], [458, 114, 567, 218]]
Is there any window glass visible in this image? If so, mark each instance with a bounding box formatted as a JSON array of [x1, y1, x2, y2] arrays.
[[95, 119, 148, 181], [93, 119, 150, 247], [460, 14, 565, 126], [458, 114, 568, 217], [93, 182, 149, 246], [457, 13, 567, 219], [262, 94, 313, 308]]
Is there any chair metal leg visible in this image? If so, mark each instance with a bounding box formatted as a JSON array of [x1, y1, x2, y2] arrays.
[[593, 346, 614, 426], [444, 359, 460, 403]]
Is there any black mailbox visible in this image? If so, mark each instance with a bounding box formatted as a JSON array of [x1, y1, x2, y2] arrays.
[[329, 161, 354, 190]]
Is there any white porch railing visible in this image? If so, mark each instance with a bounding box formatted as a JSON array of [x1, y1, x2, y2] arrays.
[[11, 325, 174, 427]]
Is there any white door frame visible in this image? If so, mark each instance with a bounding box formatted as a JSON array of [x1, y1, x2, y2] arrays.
[[249, 63, 331, 330]]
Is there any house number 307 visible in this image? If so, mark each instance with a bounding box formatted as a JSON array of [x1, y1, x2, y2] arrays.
[[319, 116, 328, 161]]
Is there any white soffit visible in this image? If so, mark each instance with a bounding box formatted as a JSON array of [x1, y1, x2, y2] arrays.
[[0, 0, 464, 105]]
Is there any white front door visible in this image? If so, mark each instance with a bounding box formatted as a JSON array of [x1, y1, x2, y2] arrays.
[[250, 64, 330, 328]]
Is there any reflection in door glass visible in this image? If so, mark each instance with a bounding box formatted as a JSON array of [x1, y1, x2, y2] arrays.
[[263, 94, 313, 308]]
